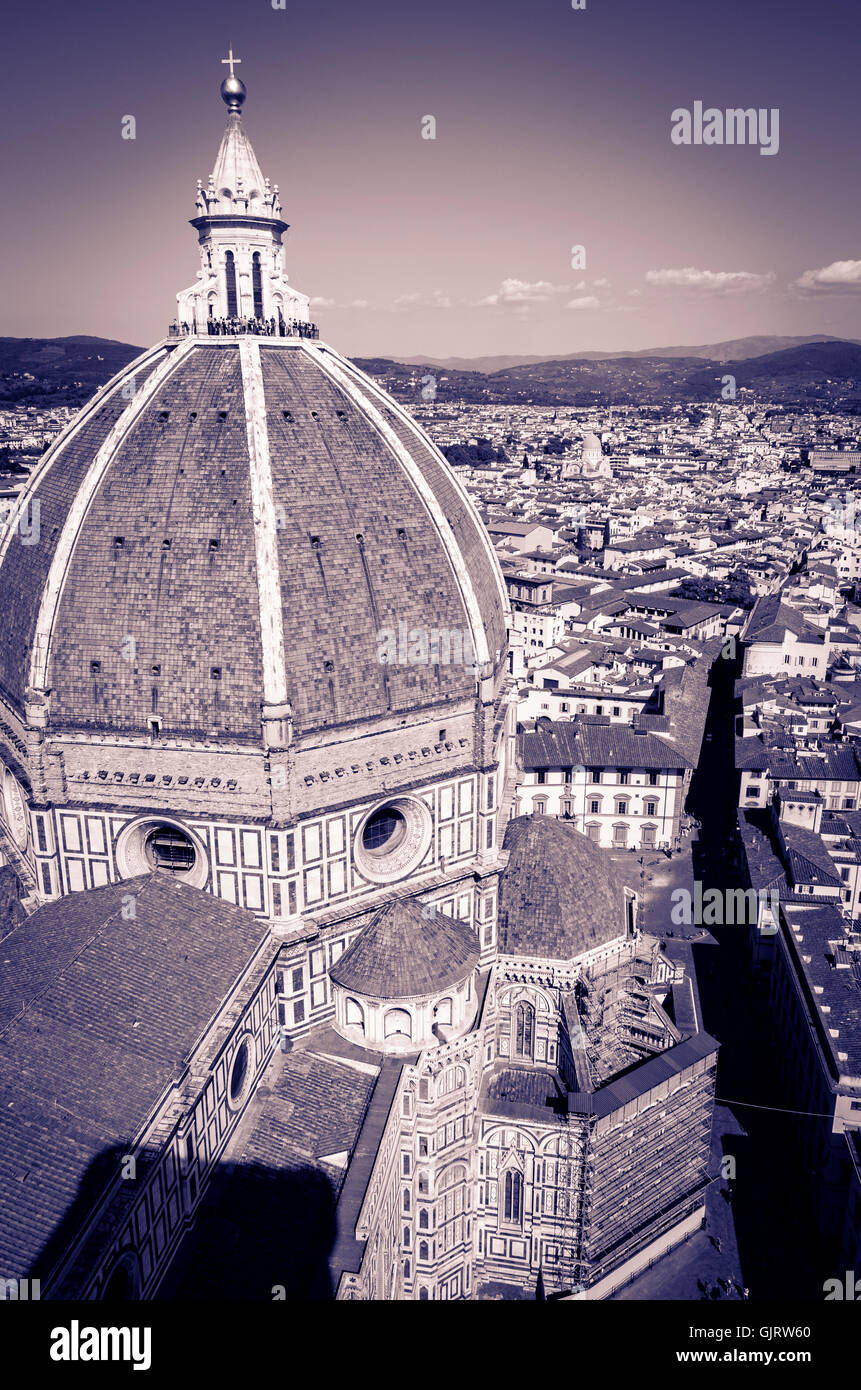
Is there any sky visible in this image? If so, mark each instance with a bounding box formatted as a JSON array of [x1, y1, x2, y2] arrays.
[[2, 0, 860, 359]]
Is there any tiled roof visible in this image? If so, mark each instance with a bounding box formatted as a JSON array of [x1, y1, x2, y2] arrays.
[[0, 341, 506, 737], [519, 717, 690, 771], [736, 740, 861, 780], [328, 899, 479, 999], [744, 594, 826, 646], [781, 905, 861, 1075], [0, 873, 270, 1281], [498, 816, 634, 961]]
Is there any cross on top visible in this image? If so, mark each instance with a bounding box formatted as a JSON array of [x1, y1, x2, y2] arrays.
[[221, 47, 242, 78]]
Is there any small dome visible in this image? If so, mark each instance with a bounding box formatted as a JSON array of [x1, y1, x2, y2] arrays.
[[329, 899, 479, 999], [499, 816, 636, 960]]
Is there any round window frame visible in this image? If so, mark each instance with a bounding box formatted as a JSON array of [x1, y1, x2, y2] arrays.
[[360, 806, 408, 858], [116, 816, 209, 889], [353, 797, 433, 885]]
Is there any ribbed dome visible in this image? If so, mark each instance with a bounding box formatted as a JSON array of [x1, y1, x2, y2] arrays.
[[329, 899, 480, 999], [499, 816, 635, 960], [0, 338, 507, 741]]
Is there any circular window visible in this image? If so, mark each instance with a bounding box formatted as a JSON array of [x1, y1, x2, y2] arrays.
[[229, 1039, 250, 1104], [144, 826, 196, 873], [116, 817, 209, 889], [362, 807, 407, 857], [354, 797, 433, 885]]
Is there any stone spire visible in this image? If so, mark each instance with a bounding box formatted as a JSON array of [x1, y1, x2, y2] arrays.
[[175, 58, 310, 333]]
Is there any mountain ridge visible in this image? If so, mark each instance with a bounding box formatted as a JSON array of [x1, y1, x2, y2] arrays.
[[1, 334, 860, 411]]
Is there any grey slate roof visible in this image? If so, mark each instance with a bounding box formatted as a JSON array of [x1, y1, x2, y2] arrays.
[[744, 593, 826, 646], [328, 899, 479, 999], [0, 873, 270, 1282], [520, 715, 690, 772]]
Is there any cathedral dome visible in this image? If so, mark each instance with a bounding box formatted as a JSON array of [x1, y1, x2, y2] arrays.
[[0, 68, 512, 926], [0, 337, 506, 741], [330, 898, 479, 998]]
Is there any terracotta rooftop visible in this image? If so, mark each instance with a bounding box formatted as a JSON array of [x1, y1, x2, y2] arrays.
[[329, 899, 479, 999]]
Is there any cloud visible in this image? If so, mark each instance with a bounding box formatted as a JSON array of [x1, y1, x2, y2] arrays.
[[644, 266, 774, 294], [566, 296, 601, 310], [478, 277, 568, 306], [393, 290, 452, 309], [309, 296, 370, 310], [592, 278, 611, 289], [795, 259, 861, 293]]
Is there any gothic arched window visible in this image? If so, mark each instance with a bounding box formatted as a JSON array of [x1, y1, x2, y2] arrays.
[[225, 251, 238, 317], [504, 1170, 523, 1224], [252, 251, 264, 319], [515, 1002, 535, 1059]]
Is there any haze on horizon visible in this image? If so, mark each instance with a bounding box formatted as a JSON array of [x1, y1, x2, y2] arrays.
[[2, 0, 859, 359]]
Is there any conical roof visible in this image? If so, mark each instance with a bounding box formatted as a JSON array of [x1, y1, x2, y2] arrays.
[[210, 111, 268, 203], [329, 899, 479, 999]]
